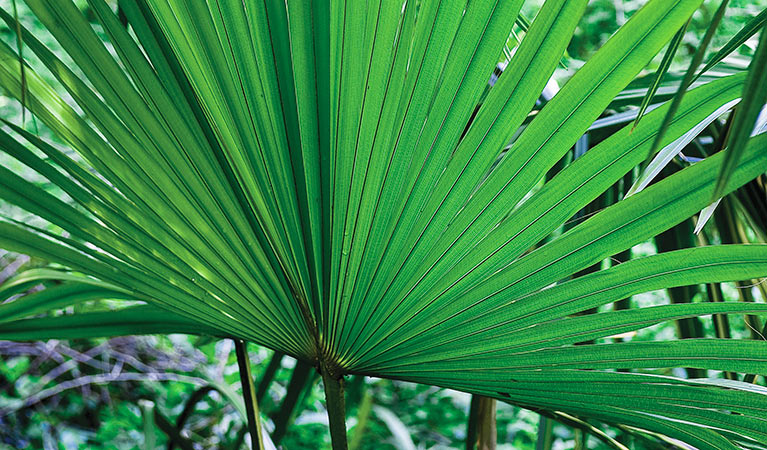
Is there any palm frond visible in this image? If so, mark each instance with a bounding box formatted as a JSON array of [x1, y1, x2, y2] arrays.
[[0, 0, 766, 448]]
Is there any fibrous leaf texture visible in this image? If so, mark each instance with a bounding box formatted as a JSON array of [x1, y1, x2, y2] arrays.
[[0, 1, 766, 448]]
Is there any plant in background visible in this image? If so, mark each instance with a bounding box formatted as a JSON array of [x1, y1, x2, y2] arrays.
[[0, 0, 766, 449]]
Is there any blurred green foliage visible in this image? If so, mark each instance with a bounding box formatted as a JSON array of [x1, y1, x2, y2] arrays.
[[0, 0, 763, 449]]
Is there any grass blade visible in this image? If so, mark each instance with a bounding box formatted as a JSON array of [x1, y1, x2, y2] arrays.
[[645, 0, 730, 161], [632, 20, 690, 130], [713, 26, 767, 199], [696, 7, 767, 80]]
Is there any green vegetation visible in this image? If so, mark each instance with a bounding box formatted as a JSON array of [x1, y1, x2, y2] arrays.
[[0, 0, 766, 449]]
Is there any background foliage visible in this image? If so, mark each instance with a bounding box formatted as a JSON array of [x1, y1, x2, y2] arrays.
[[0, 0, 765, 449]]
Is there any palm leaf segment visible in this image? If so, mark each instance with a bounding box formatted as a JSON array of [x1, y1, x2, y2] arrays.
[[0, 0, 766, 447]]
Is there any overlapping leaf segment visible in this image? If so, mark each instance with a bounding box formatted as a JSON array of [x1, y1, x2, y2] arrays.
[[0, 1, 766, 448]]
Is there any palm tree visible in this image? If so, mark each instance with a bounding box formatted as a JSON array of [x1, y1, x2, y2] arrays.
[[0, 0, 766, 448]]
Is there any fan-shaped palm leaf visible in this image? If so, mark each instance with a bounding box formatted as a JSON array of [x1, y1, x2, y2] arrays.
[[0, 0, 766, 448]]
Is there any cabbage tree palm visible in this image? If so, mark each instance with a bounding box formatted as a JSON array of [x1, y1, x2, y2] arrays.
[[0, 0, 766, 448]]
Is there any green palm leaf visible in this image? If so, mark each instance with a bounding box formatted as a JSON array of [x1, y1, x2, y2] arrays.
[[0, 0, 766, 448]]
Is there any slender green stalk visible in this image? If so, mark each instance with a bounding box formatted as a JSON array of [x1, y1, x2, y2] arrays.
[[272, 360, 314, 444], [466, 396, 480, 450], [476, 397, 497, 450], [349, 388, 374, 450], [574, 430, 588, 450], [467, 395, 497, 450], [153, 408, 195, 450], [139, 399, 156, 450], [256, 351, 284, 403], [322, 364, 348, 450], [234, 339, 265, 450], [536, 416, 554, 450]]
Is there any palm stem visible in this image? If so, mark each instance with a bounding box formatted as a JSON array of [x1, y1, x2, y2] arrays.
[[477, 397, 497, 450], [321, 365, 348, 450], [536, 416, 554, 450], [234, 339, 264, 450], [467, 395, 497, 450], [466, 395, 480, 450]]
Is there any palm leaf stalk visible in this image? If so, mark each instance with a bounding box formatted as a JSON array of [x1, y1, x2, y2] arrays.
[[0, 0, 766, 448], [270, 360, 315, 445], [235, 339, 266, 450]]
